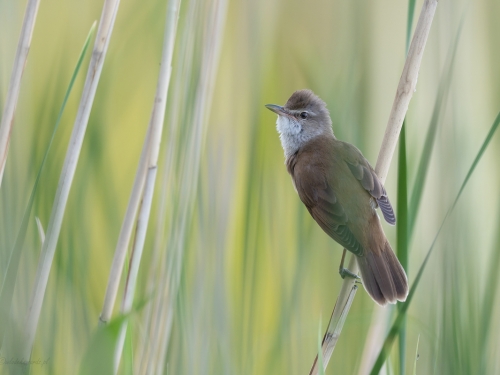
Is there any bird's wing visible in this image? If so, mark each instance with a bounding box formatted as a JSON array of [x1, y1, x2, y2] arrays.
[[342, 143, 396, 225], [294, 170, 365, 256]]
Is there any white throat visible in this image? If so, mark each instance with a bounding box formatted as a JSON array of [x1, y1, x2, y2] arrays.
[[276, 115, 324, 158]]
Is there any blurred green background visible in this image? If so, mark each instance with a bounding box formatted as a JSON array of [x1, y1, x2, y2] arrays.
[[1, 0, 500, 374]]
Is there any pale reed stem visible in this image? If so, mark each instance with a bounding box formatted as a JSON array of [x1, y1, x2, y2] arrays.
[[105, 0, 182, 372], [0, 0, 41, 188], [309, 1, 438, 374], [20, 0, 121, 359]]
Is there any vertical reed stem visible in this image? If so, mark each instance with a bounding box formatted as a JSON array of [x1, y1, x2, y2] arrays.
[[309, 1, 438, 374], [109, 0, 182, 371], [20, 0, 121, 359], [0, 0, 41, 188]]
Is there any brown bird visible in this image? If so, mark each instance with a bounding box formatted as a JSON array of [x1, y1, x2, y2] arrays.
[[266, 89, 408, 305]]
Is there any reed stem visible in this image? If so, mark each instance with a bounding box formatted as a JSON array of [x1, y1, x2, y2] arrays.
[[0, 0, 41, 188], [309, 1, 438, 373], [19, 0, 121, 359]]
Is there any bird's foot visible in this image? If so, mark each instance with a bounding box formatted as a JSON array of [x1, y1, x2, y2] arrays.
[[339, 267, 361, 280], [338, 248, 361, 280]]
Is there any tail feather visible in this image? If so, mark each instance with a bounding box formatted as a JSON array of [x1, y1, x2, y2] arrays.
[[357, 241, 408, 306]]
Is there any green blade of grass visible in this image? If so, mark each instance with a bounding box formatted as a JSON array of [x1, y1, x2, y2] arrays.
[[451, 112, 500, 209], [479, 209, 500, 373], [369, 111, 500, 375], [405, 0, 417, 54], [397, 121, 409, 375], [80, 291, 148, 374], [79, 314, 127, 375], [407, 20, 463, 240], [398, 0, 416, 369], [0, 21, 96, 349]]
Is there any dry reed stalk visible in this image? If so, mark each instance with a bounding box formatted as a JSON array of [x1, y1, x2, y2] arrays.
[[110, 0, 182, 370], [133, 48, 184, 375], [135, 0, 199, 369], [309, 1, 438, 374], [100, 125, 150, 324], [19, 0, 121, 360], [0, 0, 41, 188], [134, 19, 193, 369], [374, 0, 438, 182], [135, 0, 228, 372]]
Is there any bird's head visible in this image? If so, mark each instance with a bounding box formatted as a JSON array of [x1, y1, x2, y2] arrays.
[[266, 89, 333, 156]]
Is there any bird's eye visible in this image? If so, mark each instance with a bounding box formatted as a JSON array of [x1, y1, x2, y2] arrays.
[[300, 112, 308, 119]]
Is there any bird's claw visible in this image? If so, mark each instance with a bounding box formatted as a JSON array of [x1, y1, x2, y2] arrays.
[[339, 267, 360, 280]]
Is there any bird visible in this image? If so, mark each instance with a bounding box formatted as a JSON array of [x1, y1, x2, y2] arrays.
[[265, 89, 408, 305]]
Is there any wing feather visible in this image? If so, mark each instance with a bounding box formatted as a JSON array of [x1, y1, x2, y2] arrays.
[[344, 145, 396, 226], [299, 181, 364, 256]]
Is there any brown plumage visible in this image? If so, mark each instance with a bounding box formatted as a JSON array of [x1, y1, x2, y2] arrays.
[[266, 89, 408, 305]]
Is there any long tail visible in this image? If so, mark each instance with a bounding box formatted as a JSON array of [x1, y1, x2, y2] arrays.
[[356, 241, 408, 306]]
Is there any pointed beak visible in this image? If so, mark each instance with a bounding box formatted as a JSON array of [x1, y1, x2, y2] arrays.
[[265, 104, 286, 116]]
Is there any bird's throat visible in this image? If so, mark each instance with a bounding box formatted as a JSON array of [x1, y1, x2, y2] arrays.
[[276, 116, 323, 158]]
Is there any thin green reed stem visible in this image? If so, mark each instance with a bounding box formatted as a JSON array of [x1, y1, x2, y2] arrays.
[[397, 0, 416, 371], [406, 0, 417, 55], [397, 121, 408, 375]]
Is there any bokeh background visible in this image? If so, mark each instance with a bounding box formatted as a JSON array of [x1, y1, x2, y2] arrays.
[[1, 0, 500, 374]]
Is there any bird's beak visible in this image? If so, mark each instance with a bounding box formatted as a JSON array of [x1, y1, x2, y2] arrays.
[[265, 104, 286, 116]]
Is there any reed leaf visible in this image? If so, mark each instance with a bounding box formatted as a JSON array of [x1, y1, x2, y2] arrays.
[[369, 111, 500, 375], [79, 314, 127, 375], [0, 22, 95, 350], [479, 209, 500, 373], [397, 122, 408, 375], [406, 0, 417, 54], [397, 0, 417, 370]]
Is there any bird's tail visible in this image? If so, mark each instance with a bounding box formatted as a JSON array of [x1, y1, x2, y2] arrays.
[[356, 241, 408, 306]]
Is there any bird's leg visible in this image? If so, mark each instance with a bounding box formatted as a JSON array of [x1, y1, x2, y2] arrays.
[[338, 249, 360, 280]]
